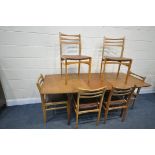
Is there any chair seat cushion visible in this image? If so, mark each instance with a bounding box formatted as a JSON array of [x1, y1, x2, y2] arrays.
[[79, 102, 99, 110], [46, 94, 67, 102], [103, 99, 127, 108], [61, 55, 91, 60], [73, 94, 100, 110]]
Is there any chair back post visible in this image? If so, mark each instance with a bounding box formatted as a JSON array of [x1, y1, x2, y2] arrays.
[[126, 85, 136, 106], [120, 37, 125, 57], [59, 32, 63, 57], [106, 88, 114, 108], [79, 34, 82, 55], [99, 88, 106, 109]]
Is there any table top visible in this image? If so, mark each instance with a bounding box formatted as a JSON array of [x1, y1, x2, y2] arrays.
[[41, 73, 150, 94]]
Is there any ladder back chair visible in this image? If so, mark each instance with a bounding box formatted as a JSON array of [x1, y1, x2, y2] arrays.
[[73, 87, 106, 128], [103, 86, 135, 123], [100, 37, 132, 83], [36, 74, 70, 126], [129, 71, 146, 108], [59, 32, 92, 84]]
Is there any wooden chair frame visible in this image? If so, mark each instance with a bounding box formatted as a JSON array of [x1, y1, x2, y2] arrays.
[[36, 74, 70, 126], [103, 86, 135, 123], [73, 87, 106, 128], [100, 37, 132, 83], [129, 71, 146, 108], [59, 32, 92, 84]]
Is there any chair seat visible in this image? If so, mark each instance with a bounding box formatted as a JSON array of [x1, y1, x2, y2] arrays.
[[103, 101, 127, 110], [79, 102, 99, 110], [102, 56, 132, 62], [46, 94, 68, 102], [61, 55, 91, 60]]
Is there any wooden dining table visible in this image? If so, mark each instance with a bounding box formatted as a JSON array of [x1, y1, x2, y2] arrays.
[[40, 73, 151, 124]]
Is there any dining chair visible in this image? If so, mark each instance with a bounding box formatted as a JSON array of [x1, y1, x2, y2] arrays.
[[73, 87, 106, 128], [103, 86, 135, 123], [59, 32, 92, 84], [36, 74, 70, 126], [129, 71, 146, 108], [100, 37, 132, 83]]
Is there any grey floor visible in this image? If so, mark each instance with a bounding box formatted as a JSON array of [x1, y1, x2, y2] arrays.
[[0, 93, 155, 129]]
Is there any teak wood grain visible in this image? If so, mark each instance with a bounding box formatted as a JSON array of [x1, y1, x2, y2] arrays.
[[40, 73, 150, 95]]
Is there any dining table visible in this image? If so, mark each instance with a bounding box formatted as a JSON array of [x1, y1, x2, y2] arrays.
[[40, 73, 151, 125]]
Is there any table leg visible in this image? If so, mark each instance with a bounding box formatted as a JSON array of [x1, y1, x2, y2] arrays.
[[102, 59, 106, 80], [67, 94, 71, 125], [116, 62, 121, 79], [125, 60, 132, 84]]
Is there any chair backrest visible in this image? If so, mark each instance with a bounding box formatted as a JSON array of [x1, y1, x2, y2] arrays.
[[36, 74, 45, 103], [36, 74, 44, 93], [107, 86, 135, 107], [77, 87, 106, 108], [103, 36, 125, 58], [59, 32, 81, 56], [129, 71, 146, 95], [129, 71, 146, 82]]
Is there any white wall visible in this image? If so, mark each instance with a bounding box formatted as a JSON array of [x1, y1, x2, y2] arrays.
[[0, 26, 155, 106]]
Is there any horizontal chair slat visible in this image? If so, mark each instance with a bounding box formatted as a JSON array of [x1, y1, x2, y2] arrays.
[[109, 106, 128, 110], [104, 37, 124, 40], [104, 41, 124, 44], [61, 41, 80, 44], [45, 101, 67, 107], [60, 33, 80, 37], [79, 91, 104, 96], [79, 109, 99, 114], [104, 44, 123, 47], [46, 106, 67, 111], [80, 94, 103, 98], [60, 37, 80, 41]]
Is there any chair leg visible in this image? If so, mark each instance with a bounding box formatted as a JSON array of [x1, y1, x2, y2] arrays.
[[65, 60, 68, 85], [103, 60, 106, 73], [100, 61, 103, 75], [102, 60, 106, 80], [76, 113, 79, 129], [120, 108, 124, 117], [131, 98, 136, 109], [88, 58, 92, 82], [78, 60, 81, 77], [104, 109, 108, 124], [121, 108, 128, 122], [116, 63, 121, 78], [43, 107, 47, 127], [125, 60, 132, 84], [61, 61, 63, 75], [67, 97, 71, 125], [96, 110, 101, 126]]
